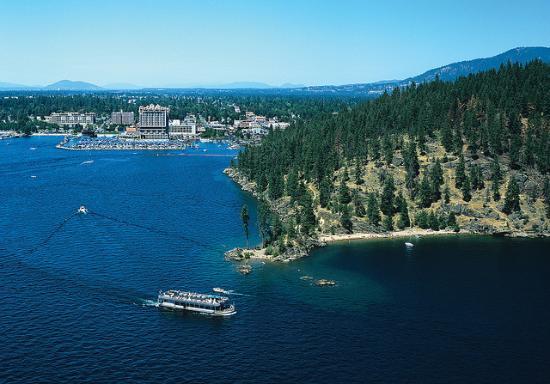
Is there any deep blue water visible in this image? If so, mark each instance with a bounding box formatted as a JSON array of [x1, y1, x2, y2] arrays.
[[1, 137, 550, 383]]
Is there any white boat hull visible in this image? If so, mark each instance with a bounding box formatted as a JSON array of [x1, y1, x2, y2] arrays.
[[158, 302, 236, 316]]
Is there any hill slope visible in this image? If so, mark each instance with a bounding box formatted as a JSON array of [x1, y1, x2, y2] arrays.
[[229, 60, 550, 260], [409, 47, 550, 83]]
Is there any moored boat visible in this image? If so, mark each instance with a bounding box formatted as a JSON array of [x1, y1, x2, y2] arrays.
[[157, 290, 236, 316]]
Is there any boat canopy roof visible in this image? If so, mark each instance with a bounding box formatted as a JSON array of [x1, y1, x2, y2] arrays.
[[159, 290, 229, 304]]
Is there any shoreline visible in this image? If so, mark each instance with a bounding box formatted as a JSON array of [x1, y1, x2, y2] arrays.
[[224, 166, 549, 262], [318, 228, 458, 243]]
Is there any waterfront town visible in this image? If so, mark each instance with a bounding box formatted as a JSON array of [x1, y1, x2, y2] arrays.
[[0, 96, 290, 149]]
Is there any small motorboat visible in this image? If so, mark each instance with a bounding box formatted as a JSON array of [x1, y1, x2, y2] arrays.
[[405, 242, 414, 248], [77, 206, 88, 215]]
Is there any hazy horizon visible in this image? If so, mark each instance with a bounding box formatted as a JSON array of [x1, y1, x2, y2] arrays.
[[1, 0, 549, 87]]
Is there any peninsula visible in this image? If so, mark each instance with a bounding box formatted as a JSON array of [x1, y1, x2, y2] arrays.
[[225, 61, 550, 261]]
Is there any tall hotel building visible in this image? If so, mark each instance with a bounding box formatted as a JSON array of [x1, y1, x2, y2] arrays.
[[138, 104, 170, 139]]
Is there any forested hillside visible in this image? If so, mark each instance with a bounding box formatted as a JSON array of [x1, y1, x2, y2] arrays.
[[232, 60, 550, 256]]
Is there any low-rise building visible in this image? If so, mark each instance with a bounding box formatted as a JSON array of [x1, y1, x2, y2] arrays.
[[45, 112, 96, 127], [111, 111, 135, 125], [169, 114, 197, 138]]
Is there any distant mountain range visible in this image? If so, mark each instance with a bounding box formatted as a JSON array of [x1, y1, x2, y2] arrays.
[[44, 80, 103, 91], [301, 47, 550, 94], [0, 47, 548, 92]]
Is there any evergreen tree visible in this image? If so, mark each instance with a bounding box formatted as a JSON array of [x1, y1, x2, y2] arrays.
[[443, 183, 451, 204], [354, 161, 364, 185], [353, 189, 366, 217], [418, 173, 433, 208], [366, 192, 381, 226], [382, 136, 394, 165], [543, 177, 550, 218], [319, 177, 332, 208], [491, 157, 502, 201], [432, 159, 444, 186], [286, 167, 299, 200], [268, 171, 284, 200], [428, 210, 440, 231], [395, 192, 410, 229], [340, 204, 353, 233], [258, 199, 272, 247], [338, 178, 352, 205], [441, 120, 454, 152], [502, 177, 521, 214], [469, 164, 484, 190], [380, 175, 396, 216], [383, 215, 394, 231], [415, 210, 429, 229], [370, 137, 381, 161], [240, 205, 250, 247], [461, 174, 472, 202], [447, 212, 460, 232]]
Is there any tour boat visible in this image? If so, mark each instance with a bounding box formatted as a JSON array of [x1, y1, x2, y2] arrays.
[[157, 290, 236, 316]]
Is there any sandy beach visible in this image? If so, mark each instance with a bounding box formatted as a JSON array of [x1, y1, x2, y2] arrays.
[[318, 228, 458, 243]]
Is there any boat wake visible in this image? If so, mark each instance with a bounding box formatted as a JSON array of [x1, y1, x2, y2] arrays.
[[138, 299, 160, 308]]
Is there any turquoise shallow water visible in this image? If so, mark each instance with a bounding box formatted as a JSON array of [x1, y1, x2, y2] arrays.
[[1, 137, 550, 383]]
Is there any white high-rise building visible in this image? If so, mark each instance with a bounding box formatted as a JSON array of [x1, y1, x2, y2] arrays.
[[138, 104, 170, 139]]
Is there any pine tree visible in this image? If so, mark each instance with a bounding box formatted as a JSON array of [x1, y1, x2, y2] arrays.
[[404, 141, 420, 194], [415, 210, 429, 229], [502, 177, 521, 214], [383, 215, 394, 231], [353, 189, 366, 217], [338, 178, 351, 205], [340, 204, 353, 233], [447, 212, 460, 232], [268, 171, 284, 200], [443, 183, 451, 204], [354, 161, 364, 185], [395, 192, 410, 229], [491, 157, 502, 201], [418, 173, 433, 208], [382, 135, 394, 165], [241, 205, 250, 247], [441, 120, 454, 152], [380, 175, 396, 216], [319, 177, 332, 208], [428, 210, 440, 231], [432, 159, 444, 186], [543, 177, 550, 218], [461, 174, 472, 202], [286, 167, 299, 200], [366, 193, 381, 226]]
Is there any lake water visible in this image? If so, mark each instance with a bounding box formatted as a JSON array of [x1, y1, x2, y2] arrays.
[[1, 137, 550, 383]]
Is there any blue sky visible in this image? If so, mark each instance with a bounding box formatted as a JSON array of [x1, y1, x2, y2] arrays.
[[1, 0, 548, 87]]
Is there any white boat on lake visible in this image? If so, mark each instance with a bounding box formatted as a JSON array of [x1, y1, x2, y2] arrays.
[[157, 290, 236, 316]]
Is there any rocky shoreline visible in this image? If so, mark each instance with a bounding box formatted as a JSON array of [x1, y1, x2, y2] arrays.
[[224, 167, 549, 263]]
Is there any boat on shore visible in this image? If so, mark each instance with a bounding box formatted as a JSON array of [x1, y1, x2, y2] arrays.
[[157, 290, 236, 316]]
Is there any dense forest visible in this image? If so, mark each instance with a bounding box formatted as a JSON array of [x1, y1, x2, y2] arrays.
[[234, 61, 550, 255]]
